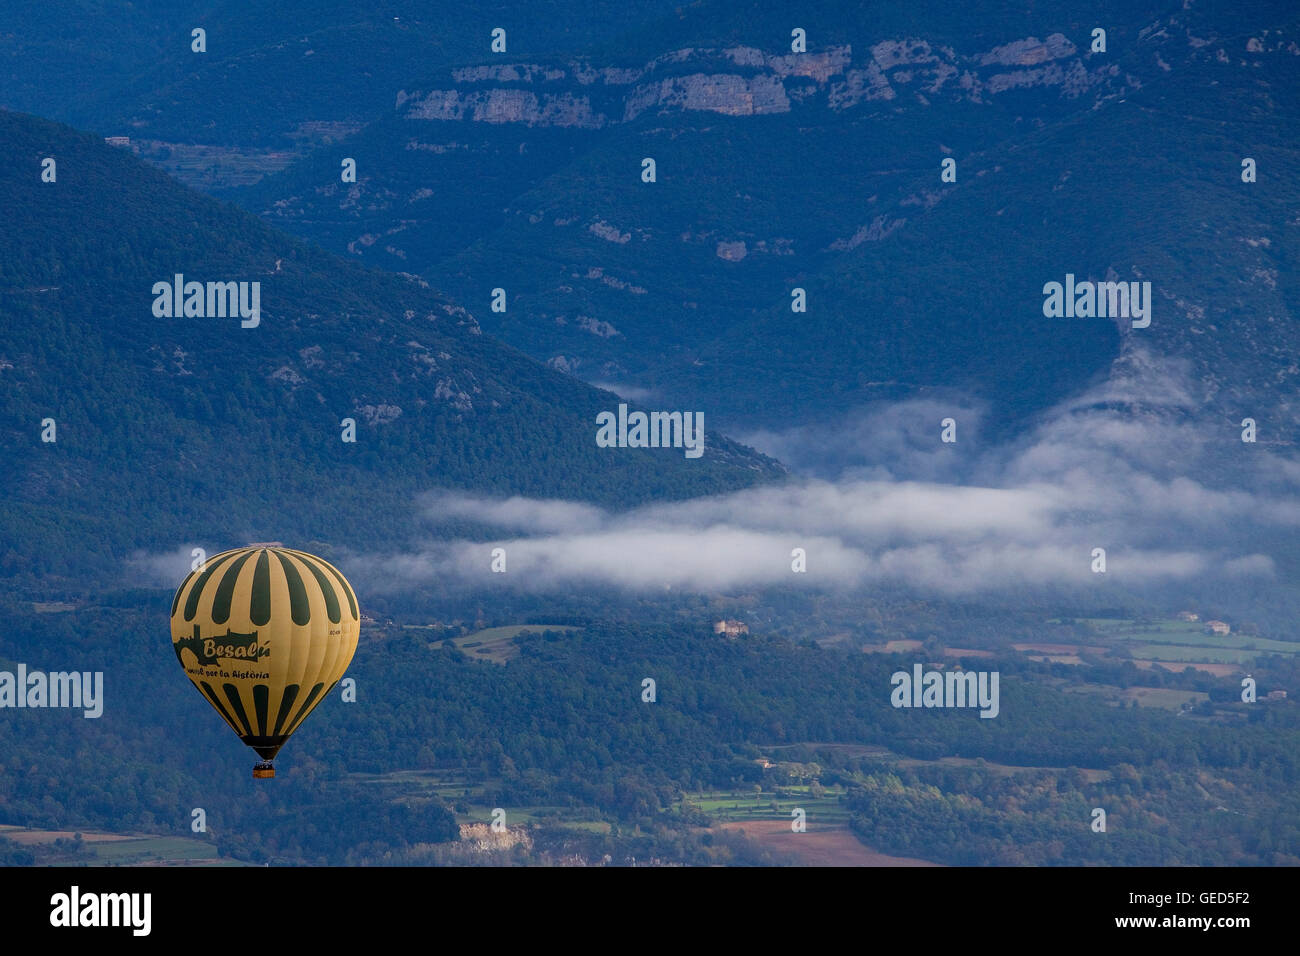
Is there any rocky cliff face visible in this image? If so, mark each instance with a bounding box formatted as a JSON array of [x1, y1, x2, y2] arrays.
[[235, 3, 1300, 439], [392, 34, 1132, 129]]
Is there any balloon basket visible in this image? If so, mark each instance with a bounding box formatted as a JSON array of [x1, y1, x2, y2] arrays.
[[253, 761, 275, 779]]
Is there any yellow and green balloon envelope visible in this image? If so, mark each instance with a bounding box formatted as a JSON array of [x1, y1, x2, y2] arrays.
[[170, 546, 360, 778]]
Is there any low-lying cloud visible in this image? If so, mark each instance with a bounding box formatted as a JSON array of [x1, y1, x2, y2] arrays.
[[125, 349, 1296, 602], [351, 350, 1291, 597], [355, 477, 1274, 597]]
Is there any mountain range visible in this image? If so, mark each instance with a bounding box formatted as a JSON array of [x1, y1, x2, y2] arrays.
[[0, 108, 780, 589], [206, 0, 1299, 444]]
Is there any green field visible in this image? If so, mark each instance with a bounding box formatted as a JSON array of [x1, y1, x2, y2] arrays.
[[1065, 683, 1211, 711], [1056, 618, 1300, 667], [684, 788, 852, 826], [1129, 644, 1257, 665], [0, 827, 230, 866], [353, 768, 853, 834], [440, 624, 583, 664], [91, 836, 230, 865]]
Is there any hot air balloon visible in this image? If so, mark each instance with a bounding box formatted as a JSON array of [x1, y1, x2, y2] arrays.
[[170, 546, 360, 778]]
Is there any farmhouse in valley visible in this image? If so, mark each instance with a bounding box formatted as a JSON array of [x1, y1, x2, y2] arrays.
[[714, 619, 749, 638], [1204, 620, 1231, 635]]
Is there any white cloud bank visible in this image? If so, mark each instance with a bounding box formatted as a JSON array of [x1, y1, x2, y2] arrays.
[[129, 350, 1296, 600], [352, 352, 1292, 597]]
